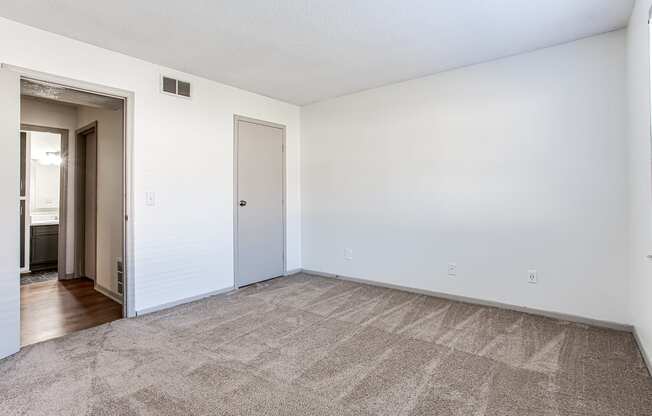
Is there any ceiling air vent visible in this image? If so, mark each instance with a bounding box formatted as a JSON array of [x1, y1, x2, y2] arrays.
[[161, 75, 191, 99]]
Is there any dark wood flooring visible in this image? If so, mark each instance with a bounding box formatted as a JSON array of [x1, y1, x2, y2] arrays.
[[21, 278, 123, 346]]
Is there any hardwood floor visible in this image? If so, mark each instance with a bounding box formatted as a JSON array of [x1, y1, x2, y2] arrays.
[[21, 278, 122, 346]]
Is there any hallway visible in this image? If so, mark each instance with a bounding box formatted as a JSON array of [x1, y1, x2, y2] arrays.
[[20, 278, 122, 346]]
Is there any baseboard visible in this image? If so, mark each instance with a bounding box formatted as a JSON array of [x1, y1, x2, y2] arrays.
[[301, 269, 335, 278], [301, 269, 633, 332], [135, 286, 235, 316], [285, 268, 303, 276], [634, 328, 652, 377], [94, 283, 123, 305]]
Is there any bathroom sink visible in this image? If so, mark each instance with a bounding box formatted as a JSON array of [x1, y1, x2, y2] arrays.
[[31, 214, 59, 225]]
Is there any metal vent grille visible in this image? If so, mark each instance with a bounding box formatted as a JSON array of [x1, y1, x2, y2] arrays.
[[117, 259, 124, 295], [161, 75, 191, 98], [178, 81, 191, 97], [162, 76, 177, 94]]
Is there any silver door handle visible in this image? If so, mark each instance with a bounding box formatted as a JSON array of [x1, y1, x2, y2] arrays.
[[239, 200, 247, 207]]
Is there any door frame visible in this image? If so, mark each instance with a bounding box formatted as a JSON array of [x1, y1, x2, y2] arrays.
[[233, 115, 287, 288], [20, 124, 69, 280], [2, 63, 136, 319], [19, 131, 29, 273], [73, 121, 98, 282]]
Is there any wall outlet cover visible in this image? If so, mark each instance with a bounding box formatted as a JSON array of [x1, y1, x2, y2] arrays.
[[447, 263, 457, 277], [528, 269, 538, 284], [344, 248, 353, 260]]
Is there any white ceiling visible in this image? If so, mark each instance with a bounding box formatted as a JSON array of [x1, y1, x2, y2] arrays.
[[0, 0, 635, 105]]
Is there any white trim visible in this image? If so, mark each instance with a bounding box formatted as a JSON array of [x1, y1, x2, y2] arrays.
[[20, 132, 31, 273], [136, 286, 235, 316], [301, 269, 634, 332], [285, 268, 303, 276], [94, 283, 123, 305]]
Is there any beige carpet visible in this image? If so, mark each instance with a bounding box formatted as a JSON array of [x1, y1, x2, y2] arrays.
[[1, 273, 651, 415]]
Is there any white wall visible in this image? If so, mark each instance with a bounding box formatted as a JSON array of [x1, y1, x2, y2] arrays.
[[0, 68, 20, 359], [0, 17, 301, 318], [302, 31, 630, 324], [21, 97, 77, 274], [77, 106, 123, 298], [626, 0, 652, 364]]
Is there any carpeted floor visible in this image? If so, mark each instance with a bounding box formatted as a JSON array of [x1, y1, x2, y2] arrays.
[[1, 273, 651, 415]]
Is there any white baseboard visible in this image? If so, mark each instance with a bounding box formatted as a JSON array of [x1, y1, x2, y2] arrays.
[[300, 269, 633, 332], [94, 283, 123, 305], [634, 328, 652, 377], [135, 286, 235, 316], [285, 268, 303, 276]]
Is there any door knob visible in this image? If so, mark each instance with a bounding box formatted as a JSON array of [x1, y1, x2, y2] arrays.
[[239, 200, 247, 207]]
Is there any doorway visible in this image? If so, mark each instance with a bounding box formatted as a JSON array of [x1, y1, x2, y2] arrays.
[[0, 65, 135, 354], [19, 125, 68, 286], [234, 115, 286, 287], [19, 84, 125, 346]]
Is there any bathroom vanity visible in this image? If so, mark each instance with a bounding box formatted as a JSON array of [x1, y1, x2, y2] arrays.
[[30, 222, 58, 271]]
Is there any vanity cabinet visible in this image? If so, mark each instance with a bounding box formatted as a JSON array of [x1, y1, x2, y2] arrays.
[[30, 224, 58, 271]]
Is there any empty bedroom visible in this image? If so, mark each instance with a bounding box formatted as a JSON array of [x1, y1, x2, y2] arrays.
[[0, 1, 651, 415]]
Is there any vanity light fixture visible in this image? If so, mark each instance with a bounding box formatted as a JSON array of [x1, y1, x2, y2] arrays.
[[38, 151, 62, 166]]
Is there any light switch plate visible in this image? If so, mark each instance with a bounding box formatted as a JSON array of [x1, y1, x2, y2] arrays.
[[145, 191, 156, 206]]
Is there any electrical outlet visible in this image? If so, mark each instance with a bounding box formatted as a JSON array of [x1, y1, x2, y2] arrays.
[[447, 263, 457, 277], [344, 248, 353, 260], [528, 269, 537, 284]]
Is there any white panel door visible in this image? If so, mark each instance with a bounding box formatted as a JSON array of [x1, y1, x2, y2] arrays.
[[236, 118, 285, 287], [0, 67, 21, 359]]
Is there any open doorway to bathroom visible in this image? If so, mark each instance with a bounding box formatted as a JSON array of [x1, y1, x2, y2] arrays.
[[19, 78, 125, 346], [19, 126, 67, 286]]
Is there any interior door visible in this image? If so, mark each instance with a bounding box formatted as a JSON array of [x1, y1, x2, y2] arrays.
[[236, 118, 285, 287], [0, 67, 21, 359], [84, 130, 97, 280], [74, 127, 97, 280]]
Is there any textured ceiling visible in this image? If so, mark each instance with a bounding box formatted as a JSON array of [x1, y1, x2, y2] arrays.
[[0, 0, 635, 105], [21, 79, 124, 110]]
